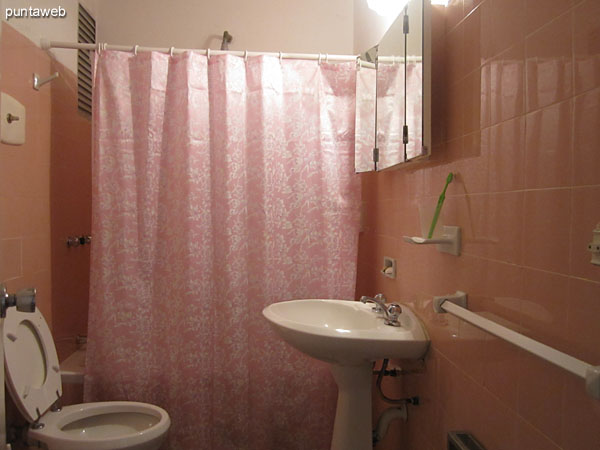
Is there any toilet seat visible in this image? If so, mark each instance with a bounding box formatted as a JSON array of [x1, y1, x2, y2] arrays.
[[3, 308, 170, 450], [3, 307, 62, 422]]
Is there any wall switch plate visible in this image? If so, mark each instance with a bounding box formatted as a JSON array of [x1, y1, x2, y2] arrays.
[[0, 93, 26, 145]]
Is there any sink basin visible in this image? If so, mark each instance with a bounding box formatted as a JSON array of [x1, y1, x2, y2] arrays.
[[262, 299, 430, 450], [262, 299, 429, 365]]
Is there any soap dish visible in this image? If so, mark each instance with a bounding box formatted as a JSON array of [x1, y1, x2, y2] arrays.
[[403, 226, 461, 256]]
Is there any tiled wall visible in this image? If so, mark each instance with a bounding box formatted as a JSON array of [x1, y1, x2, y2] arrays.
[[50, 55, 92, 360], [0, 24, 53, 325], [358, 1, 600, 449], [0, 23, 91, 359]]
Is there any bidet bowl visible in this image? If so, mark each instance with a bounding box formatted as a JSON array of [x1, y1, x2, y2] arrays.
[[262, 299, 429, 365]]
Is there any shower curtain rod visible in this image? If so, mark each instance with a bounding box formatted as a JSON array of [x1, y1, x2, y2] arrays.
[[40, 39, 422, 67]]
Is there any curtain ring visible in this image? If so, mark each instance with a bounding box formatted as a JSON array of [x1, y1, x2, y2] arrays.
[[318, 53, 322, 65], [244, 50, 248, 61], [132, 45, 139, 56], [279, 51, 283, 63], [207, 48, 211, 60], [103, 43, 108, 51], [169, 46, 175, 57], [356, 56, 361, 71], [325, 53, 329, 63], [97, 42, 103, 55]]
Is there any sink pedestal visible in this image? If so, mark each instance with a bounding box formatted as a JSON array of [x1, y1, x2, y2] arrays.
[[263, 299, 430, 450], [329, 364, 373, 450]]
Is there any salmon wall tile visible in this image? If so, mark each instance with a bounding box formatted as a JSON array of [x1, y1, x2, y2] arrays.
[[520, 268, 569, 351], [462, 6, 482, 74], [569, 187, 600, 283], [522, 189, 571, 274], [566, 278, 600, 364], [445, 0, 464, 33], [572, 88, 600, 187], [49, 59, 92, 350], [359, 1, 600, 449], [524, 100, 573, 189], [573, 0, 600, 95], [517, 353, 567, 445], [562, 372, 600, 450], [525, 12, 573, 112], [516, 417, 562, 450], [489, 43, 525, 126], [482, 336, 521, 410], [524, 0, 574, 37], [490, 0, 525, 57], [488, 116, 525, 192], [0, 24, 53, 326], [0, 23, 91, 357]]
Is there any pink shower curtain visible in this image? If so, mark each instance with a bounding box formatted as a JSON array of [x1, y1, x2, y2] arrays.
[[86, 50, 360, 450]]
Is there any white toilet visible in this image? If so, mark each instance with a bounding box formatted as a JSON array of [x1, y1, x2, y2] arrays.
[[3, 307, 171, 450]]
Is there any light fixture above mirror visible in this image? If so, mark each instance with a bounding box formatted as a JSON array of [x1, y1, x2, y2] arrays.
[[367, 0, 410, 17]]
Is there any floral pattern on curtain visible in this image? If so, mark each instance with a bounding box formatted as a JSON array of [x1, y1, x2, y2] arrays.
[[87, 51, 360, 450]]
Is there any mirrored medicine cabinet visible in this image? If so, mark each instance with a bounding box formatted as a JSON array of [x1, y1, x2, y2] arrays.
[[355, 0, 431, 172]]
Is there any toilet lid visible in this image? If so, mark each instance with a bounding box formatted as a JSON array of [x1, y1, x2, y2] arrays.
[[3, 307, 62, 423]]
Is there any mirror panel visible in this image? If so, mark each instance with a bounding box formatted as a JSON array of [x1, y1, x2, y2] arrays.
[[355, 63, 377, 173], [355, 0, 430, 172]]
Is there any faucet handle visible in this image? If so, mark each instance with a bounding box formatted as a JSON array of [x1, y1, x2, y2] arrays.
[[387, 303, 402, 317], [384, 303, 402, 327]]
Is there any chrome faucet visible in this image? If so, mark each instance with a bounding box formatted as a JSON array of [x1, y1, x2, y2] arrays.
[[360, 294, 402, 327], [360, 293, 387, 313]]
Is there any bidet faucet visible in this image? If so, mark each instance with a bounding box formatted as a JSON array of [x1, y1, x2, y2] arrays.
[[360, 294, 403, 327]]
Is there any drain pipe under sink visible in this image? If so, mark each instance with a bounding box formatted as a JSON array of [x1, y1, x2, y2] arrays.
[[372, 405, 408, 446]]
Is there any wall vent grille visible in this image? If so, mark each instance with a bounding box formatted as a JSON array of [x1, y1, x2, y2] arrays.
[[77, 3, 95, 117]]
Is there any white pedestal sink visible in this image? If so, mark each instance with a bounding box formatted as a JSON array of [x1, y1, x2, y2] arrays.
[[262, 299, 429, 450]]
